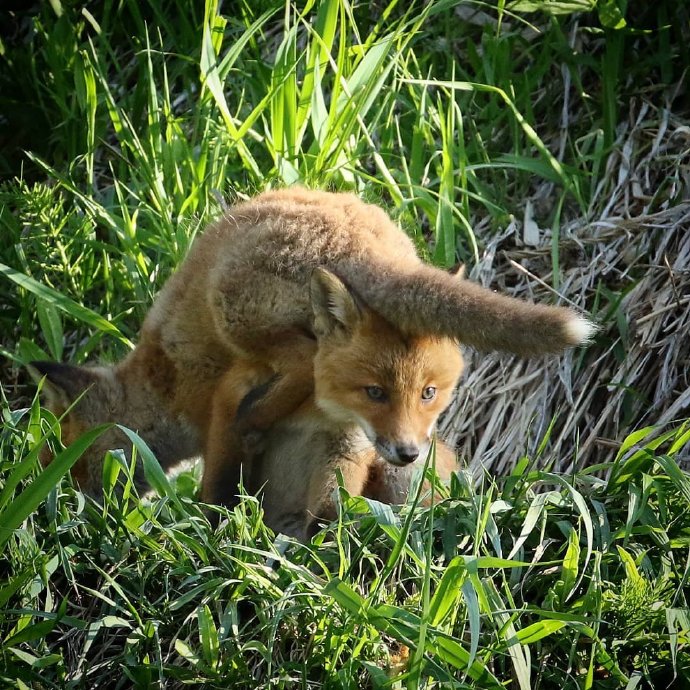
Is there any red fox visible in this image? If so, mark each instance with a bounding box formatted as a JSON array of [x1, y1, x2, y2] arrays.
[[30, 189, 594, 529], [227, 268, 463, 539]]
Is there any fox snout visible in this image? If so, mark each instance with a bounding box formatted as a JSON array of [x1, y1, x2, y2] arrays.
[[375, 436, 430, 466]]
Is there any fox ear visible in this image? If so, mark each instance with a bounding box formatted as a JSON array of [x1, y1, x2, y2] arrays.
[[28, 361, 99, 411], [310, 268, 362, 337], [448, 262, 465, 279]]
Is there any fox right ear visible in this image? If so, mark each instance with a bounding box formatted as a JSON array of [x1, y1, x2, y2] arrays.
[[310, 268, 363, 337], [28, 361, 98, 411]]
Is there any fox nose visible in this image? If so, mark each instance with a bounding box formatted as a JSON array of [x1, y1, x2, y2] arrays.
[[396, 445, 419, 464]]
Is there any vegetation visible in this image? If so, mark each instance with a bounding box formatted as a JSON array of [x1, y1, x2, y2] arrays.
[[1, 0, 689, 687]]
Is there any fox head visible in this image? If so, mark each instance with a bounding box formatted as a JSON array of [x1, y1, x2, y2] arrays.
[[27, 361, 193, 493], [27, 362, 131, 490], [310, 268, 463, 467]]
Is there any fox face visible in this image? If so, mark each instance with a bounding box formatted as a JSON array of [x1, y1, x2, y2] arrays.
[[311, 269, 463, 466]]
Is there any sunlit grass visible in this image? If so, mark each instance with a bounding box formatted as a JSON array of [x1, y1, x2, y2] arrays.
[[2, 389, 689, 687], [1, 0, 689, 687]]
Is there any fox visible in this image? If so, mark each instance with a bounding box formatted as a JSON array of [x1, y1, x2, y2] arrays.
[[230, 268, 463, 539], [29, 188, 594, 523]]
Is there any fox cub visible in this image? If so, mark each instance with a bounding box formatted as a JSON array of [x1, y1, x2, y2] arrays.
[[231, 268, 464, 539], [31, 189, 594, 534]]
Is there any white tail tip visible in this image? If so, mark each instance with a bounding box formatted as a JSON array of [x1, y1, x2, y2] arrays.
[[566, 314, 598, 345]]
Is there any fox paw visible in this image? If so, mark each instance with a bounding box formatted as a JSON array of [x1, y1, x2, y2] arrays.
[[235, 374, 281, 428], [240, 428, 266, 459]]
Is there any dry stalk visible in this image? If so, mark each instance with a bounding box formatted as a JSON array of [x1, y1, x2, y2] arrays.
[[441, 100, 690, 475]]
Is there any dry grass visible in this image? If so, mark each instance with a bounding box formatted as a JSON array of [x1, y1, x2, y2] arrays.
[[441, 99, 690, 474]]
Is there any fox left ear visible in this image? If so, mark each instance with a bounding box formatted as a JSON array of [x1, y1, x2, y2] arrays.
[[310, 268, 363, 337], [448, 262, 465, 279], [28, 361, 99, 411]]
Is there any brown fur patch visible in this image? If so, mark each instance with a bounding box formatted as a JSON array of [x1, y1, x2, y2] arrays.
[[136, 334, 177, 399]]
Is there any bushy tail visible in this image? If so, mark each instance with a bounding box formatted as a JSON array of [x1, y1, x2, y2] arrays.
[[340, 261, 595, 356]]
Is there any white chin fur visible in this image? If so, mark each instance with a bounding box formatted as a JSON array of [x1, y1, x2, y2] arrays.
[[316, 397, 376, 441], [566, 315, 597, 345]]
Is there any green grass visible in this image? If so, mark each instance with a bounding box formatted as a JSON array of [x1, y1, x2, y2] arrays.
[[1, 0, 690, 687], [2, 397, 690, 687]]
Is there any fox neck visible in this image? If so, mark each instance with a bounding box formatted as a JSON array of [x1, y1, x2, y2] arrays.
[[282, 404, 372, 466]]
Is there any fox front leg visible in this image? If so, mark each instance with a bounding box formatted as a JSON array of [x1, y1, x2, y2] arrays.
[[202, 332, 316, 515], [303, 450, 372, 541], [202, 364, 269, 513]]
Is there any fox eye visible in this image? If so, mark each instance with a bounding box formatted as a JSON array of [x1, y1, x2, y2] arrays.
[[421, 386, 437, 401], [365, 386, 387, 402]]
